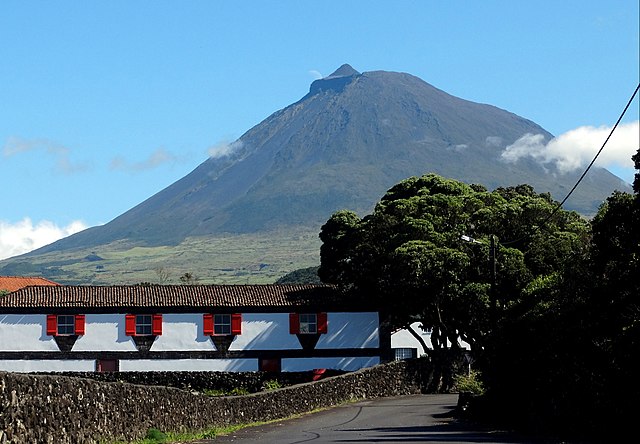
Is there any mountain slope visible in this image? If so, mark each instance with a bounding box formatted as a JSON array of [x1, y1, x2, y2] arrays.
[[6, 64, 630, 276]]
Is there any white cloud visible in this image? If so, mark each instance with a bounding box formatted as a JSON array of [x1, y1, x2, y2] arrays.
[[2, 136, 89, 174], [207, 140, 244, 159], [485, 136, 503, 147], [309, 70, 324, 80], [501, 121, 639, 175], [0, 218, 88, 260], [110, 147, 178, 172]]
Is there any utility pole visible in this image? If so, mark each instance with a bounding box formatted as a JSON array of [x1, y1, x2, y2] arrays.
[[489, 234, 497, 326]]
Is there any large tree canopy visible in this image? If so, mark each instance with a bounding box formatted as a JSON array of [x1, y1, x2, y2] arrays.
[[319, 174, 590, 354]]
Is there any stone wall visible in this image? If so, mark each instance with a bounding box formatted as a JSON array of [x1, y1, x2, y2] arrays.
[[33, 369, 347, 393], [0, 359, 433, 444]]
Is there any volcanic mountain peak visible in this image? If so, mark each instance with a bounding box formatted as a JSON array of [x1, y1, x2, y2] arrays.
[[326, 64, 360, 78], [8, 64, 629, 264]]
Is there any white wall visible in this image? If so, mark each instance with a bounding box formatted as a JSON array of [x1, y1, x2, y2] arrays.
[[232, 312, 379, 351], [151, 314, 215, 351], [282, 357, 380, 372], [230, 313, 300, 351], [120, 359, 258, 372], [0, 360, 95, 372], [0, 311, 383, 372], [74, 314, 136, 351], [0, 312, 380, 352], [0, 315, 59, 351], [391, 322, 470, 353], [317, 313, 379, 349]]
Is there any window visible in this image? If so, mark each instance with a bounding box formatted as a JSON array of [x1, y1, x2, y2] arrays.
[[394, 347, 417, 361], [203, 313, 242, 336], [96, 359, 119, 372], [214, 314, 231, 335], [136, 314, 153, 336], [46, 314, 85, 336], [125, 313, 162, 336], [300, 313, 317, 334], [57, 315, 75, 335], [259, 358, 281, 372], [289, 312, 327, 335]]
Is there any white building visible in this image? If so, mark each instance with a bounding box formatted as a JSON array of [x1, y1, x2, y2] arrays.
[[0, 284, 398, 372]]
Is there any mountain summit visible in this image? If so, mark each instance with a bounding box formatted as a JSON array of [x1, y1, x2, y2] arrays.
[[326, 63, 360, 78], [17, 65, 630, 257]]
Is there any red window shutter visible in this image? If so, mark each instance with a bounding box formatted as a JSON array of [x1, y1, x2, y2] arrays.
[[231, 313, 242, 335], [152, 313, 163, 335], [289, 313, 299, 334], [46, 314, 57, 336], [125, 314, 136, 336], [75, 314, 86, 335], [318, 312, 328, 334], [203, 313, 214, 336]]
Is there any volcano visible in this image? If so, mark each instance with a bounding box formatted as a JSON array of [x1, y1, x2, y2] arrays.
[[2, 64, 629, 283]]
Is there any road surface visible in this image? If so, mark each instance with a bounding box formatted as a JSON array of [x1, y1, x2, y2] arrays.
[[190, 394, 552, 444]]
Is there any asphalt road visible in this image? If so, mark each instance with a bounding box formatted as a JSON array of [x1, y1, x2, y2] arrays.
[[192, 394, 551, 444]]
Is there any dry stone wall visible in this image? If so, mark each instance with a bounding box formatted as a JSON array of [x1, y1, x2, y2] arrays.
[[0, 359, 433, 444], [33, 369, 346, 393]]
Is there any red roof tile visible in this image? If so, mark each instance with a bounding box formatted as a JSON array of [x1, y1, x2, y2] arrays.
[[0, 284, 370, 312], [0, 276, 60, 292]]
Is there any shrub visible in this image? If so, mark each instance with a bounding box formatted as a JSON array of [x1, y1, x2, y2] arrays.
[[145, 428, 167, 443], [262, 379, 282, 391], [454, 369, 485, 395]]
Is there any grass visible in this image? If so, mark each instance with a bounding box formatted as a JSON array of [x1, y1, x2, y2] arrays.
[[202, 387, 250, 396], [1, 227, 322, 285]]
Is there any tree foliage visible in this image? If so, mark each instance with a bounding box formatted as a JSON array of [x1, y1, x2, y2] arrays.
[[473, 148, 640, 439], [318, 152, 639, 438], [275, 266, 321, 284], [319, 174, 589, 357]]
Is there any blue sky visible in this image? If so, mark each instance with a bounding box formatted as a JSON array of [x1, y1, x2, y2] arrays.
[[1, 1, 639, 259]]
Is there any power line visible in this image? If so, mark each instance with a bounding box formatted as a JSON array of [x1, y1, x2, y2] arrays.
[[548, 82, 639, 220], [503, 82, 640, 246]]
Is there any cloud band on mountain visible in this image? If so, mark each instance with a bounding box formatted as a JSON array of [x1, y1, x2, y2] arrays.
[[110, 147, 178, 172], [501, 121, 639, 174], [207, 140, 244, 159]]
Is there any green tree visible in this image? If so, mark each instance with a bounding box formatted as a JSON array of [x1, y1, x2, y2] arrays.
[[275, 266, 321, 284], [482, 148, 640, 439], [319, 173, 589, 389]]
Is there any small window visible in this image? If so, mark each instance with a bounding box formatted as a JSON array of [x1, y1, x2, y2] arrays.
[[290, 312, 327, 335], [96, 359, 119, 372], [46, 314, 85, 336], [203, 313, 242, 336], [57, 315, 76, 335], [136, 314, 153, 336], [259, 358, 281, 372], [126, 313, 162, 336], [299, 313, 317, 334], [394, 347, 418, 361], [214, 314, 231, 335]]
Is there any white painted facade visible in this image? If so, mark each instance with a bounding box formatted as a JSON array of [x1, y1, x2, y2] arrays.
[[391, 322, 470, 355], [0, 311, 382, 372]]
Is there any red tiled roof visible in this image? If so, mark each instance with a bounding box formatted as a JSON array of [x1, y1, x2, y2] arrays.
[[0, 284, 369, 312], [0, 276, 60, 292]]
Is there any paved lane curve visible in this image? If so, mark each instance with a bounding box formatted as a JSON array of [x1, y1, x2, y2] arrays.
[[192, 394, 552, 444]]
